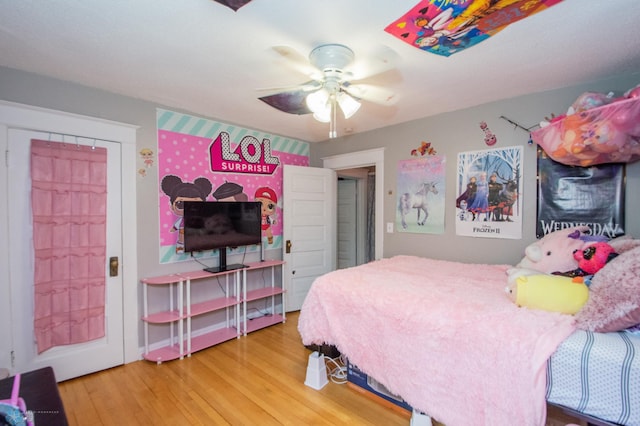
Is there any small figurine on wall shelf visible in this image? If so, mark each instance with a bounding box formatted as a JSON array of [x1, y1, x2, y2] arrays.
[[410, 141, 437, 157]]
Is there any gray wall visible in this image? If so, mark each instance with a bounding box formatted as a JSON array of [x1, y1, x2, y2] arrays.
[[310, 73, 640, 266]]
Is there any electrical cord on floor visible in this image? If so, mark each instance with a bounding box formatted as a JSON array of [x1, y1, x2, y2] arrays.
[[325, 354, 348, 384], [246, 307, 272, 318]]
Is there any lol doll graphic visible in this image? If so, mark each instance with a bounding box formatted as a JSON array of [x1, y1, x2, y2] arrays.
[[161, 175, 212, 253], [212, 181, 249, 201], [140, 148, 154, 168], [254, 186, 278, 245]]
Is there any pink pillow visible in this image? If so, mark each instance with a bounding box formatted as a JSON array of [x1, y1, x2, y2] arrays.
[[574, 245, 640, 332], [608, 235, 640, 253]]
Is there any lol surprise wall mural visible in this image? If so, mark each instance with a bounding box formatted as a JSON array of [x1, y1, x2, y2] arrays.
[[157, 108, 309, 264]]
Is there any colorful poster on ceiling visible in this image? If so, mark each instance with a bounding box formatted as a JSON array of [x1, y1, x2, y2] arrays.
[[385, 0, 563, 56], [456, 146, 522, 239], [536, 146, 625, 239], [396, 155, 446, 234], [157, 108, 309, 264]]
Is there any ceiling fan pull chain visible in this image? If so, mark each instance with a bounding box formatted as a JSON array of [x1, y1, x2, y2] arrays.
[[329, 97, 337, 139]]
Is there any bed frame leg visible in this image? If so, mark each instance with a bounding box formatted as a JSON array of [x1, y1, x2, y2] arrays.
[[410, 409, 433, 426], [304, 351, 329, 390]]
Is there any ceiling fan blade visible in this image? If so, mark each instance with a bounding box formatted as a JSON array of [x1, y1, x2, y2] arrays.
[[270, 46, 323, 80], [343, 83, 398, 106], [256, 80, 321, 97], [258, 89, 314, 115], [345, 45, 400, 81]]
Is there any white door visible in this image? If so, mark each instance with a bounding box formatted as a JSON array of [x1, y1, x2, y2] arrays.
[[7, 128, 124, 381], [337, 178, 357, 269], [283, 165, 336, 311]]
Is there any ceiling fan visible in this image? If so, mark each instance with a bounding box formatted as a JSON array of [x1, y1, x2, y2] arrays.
[[258, 43, 399, 139]]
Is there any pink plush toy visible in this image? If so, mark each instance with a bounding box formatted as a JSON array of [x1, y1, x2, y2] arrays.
[[553, 242, 619, 281], [506, 226, 602, 285]]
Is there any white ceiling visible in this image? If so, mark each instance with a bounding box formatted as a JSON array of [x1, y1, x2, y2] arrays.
[[1, 0, 640, 143]]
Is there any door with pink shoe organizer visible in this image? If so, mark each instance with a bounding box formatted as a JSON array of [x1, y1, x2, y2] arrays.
[[7, 128, 124, 381]]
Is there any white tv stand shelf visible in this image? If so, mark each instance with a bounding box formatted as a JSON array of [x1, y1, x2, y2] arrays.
[[142, 260, 285, 363]]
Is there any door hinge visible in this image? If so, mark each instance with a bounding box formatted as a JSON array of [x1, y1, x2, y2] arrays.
[[10, 350, 15, 368]]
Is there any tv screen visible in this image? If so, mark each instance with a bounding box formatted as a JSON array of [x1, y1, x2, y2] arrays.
[[183, 201, 262, 254]]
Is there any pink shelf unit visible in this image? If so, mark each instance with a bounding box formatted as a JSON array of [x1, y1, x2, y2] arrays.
[[141, 260, 286, 363], [184, 269, 241, 356], [241, 260, 286, 336], [245, 314, 286, 334], [189, 327, 240, 354], [189, 297, 238, 317], [141, 275, 186, 363], [141, 268, 241, 364], [142, 310, 183, 324], [142, 343, 185, 363]]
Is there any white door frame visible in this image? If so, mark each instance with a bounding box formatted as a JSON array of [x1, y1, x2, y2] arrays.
[[0, 101, 139, 369], [322, 148, 384, 260]]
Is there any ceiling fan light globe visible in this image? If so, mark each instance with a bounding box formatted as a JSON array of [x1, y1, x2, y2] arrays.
[[313, 108, 331, 123], [306, 89, 329, 113], [337, 92, 361, 119]]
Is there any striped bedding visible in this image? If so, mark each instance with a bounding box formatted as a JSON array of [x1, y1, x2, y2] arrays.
[[546, 330, 640, 426]]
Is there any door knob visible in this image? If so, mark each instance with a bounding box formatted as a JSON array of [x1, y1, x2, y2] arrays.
[[109, 257, 119, 277]]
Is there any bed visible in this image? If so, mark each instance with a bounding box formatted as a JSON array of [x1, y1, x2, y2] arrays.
[[297, 255, 640, 426]]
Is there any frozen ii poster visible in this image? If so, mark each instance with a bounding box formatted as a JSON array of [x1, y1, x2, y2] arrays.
[[456, 146, 522, 239]]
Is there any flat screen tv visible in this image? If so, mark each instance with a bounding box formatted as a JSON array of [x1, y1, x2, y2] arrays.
[[183, 201, 262, 273]]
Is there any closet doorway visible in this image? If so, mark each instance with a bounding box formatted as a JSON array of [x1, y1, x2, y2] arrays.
[[337, 167, 375, 269], [323, 147, 384, 263]]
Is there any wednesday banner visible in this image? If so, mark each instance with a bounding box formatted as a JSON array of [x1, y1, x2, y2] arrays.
[[536, 146, 625, 239]]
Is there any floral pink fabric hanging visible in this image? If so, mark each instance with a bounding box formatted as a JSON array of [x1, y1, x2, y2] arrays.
[[30, 139, 107, 354]]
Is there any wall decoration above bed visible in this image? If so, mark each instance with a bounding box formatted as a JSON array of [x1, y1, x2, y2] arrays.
[[536, 146, 625, 239], [396, 155, 446, 234], [456, 145, 522, 239]]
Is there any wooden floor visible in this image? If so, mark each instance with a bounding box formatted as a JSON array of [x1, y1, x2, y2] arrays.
[[58, 311, 409, 425], [58, 311, 584, 425]]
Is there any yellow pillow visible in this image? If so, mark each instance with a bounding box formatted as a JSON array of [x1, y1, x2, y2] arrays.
[[509, 274, 589, 315]]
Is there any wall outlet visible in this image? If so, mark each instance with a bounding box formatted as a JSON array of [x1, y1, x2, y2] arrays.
[[386, 222, 393, 233]]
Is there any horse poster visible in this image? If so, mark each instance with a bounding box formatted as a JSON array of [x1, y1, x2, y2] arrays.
[[396, 155, 446, 234], [456, 146, 522, 239]]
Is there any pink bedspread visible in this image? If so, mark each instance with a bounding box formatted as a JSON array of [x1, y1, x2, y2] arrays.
[[298, 256, 576, 426]]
